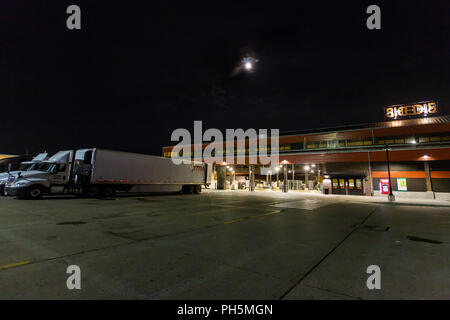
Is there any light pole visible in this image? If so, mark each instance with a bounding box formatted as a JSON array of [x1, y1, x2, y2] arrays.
[[275, 167, 280, 188], [304, 165, 310, 190], [385, 144, 395, 201]]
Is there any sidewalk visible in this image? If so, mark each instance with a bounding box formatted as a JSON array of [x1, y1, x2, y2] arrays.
[[206, 188, 450, 207], [269, 189, 450, 207]]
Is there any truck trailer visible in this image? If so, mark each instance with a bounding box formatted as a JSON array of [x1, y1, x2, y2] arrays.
[[5, 148, 211, 199]]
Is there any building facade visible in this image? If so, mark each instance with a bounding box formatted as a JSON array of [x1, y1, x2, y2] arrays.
[[163, 111, 450, 199]]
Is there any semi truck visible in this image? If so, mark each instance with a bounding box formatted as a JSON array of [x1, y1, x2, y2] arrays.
[[0, 152, 48, 195], [5, 148, 211, 199]]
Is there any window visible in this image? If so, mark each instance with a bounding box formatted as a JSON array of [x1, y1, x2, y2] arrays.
[[327, 140, 338, 148], [290, 143, 303, 150], [394, 137, 405, 144], [319, 141, 328, 149], [83, 151, 93, 164], [430, 136, 441, 142], [306, 141, 320, 149], [347, 140, 364, 147], [58, 164, 66, 172]]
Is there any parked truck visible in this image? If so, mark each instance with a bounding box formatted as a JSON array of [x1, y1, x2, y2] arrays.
[[0, 152, 48, 195], [5, 148, 211, 199]]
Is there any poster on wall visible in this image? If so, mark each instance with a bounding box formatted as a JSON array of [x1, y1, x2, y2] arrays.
[[348, 179, 354, 189], [356, 179, 362, 190], [397, 178, 407, 191], [332, 179, 338, 189]]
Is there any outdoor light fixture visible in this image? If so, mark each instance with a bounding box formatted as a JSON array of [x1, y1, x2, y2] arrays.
[[275, 167, 280, 172], [411, 140, 417, 144], [288, 170, 291, 173], [311, 170, 314, 173], [424, 154, 429, 159], [311, 164, 316, 168], [304, 165, 310, 171]]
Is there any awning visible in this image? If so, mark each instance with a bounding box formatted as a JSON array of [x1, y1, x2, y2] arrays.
[[0, 154, 19, 160]]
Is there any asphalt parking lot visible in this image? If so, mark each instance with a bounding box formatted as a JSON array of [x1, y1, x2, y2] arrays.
[[0, 190, 449, 299]]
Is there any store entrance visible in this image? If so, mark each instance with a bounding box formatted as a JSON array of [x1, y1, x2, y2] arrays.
[[331, 176, 364, 195]]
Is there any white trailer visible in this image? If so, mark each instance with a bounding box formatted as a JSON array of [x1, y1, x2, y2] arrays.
[[6, 148, 211, 199]]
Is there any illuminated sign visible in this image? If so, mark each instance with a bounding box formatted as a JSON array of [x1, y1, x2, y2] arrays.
[[397, 178, 407, 191], [385, 101, 439, 120]]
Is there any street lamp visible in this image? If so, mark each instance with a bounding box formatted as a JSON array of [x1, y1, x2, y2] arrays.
[[385, 144, 395, 201]]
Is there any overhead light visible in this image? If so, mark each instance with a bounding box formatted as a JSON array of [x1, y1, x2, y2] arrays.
[[311, 170, 314, 173], [288, 170, 292, 173], [411, 140, 417, 144], [424, 154, 429, 159], [275, 167, 280, 172], [304, 165, 310, 171], [311, 164, 316, 168]]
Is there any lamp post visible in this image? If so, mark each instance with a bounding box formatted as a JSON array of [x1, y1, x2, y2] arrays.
[[385, 144, 395, 201], [275, 167, 280, 188]]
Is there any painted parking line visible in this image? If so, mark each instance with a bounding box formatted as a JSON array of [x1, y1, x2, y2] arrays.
[[224, 210, 281, 224], [0, 261, 31, 270]]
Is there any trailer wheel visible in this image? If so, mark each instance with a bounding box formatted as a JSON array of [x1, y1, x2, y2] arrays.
[[182, 185, 195, 194], [87, 186, 100, 198], [194, 185, 202, 194], [26, 185, 44, 199], [102, 186, 116, 198]]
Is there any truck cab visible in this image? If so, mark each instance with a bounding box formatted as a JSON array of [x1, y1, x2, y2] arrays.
[[5, 150, 75, 199], [0, 152, 48, 196]]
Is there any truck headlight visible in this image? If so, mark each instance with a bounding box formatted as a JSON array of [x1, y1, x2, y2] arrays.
[[13, 181, 28, 187]]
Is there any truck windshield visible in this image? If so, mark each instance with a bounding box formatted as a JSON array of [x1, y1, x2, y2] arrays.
[[35, 163, 57, 173], [17, 163, 33, 171]]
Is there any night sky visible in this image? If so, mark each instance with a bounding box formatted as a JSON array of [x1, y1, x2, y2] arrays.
[[1, 0, 449, 156]]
